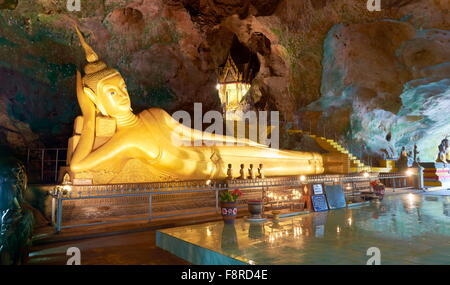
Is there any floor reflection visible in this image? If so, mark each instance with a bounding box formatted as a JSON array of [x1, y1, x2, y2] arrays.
[[160, 194, 450, 264]]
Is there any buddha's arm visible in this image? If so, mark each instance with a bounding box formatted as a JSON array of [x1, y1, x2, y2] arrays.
[[153, 108, 266, 147], [70, 71, 96, 167], [70, 139, 124, 172], [70, 129, 160, 172]]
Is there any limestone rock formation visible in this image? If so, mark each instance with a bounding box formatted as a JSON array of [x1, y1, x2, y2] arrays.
[[307, 20, 450, 161]]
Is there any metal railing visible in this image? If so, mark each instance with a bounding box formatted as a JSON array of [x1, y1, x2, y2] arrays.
[[378, 173, 415, 191], [49, 173, 416, 233], [26, 148, 67, 184]]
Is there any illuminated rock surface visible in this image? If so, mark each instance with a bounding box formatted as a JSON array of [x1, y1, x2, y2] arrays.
[[308, 20, 450, 161]]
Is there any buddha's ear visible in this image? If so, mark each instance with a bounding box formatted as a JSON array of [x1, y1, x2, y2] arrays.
[[83, 87, 108, 116], [83, 87, 97, 104], [76, 71, 97, 118]]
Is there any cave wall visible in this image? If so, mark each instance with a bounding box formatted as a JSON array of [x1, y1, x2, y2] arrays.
[[306, 13, 450, 161], [0, 0, 290, 149], [0, 0, 448, 160]]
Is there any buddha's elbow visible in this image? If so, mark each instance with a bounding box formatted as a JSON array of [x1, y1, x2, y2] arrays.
[[70, 163, 83, 173]]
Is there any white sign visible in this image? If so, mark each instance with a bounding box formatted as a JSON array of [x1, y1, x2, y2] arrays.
[[312, 184, 323, 195]]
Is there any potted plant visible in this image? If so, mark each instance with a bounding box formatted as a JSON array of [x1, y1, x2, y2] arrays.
[[370, 180, 385, 201], [219, 189, 242, 224]]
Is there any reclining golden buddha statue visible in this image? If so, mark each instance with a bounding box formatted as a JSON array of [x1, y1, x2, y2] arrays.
[[65, 27, 342, 185]]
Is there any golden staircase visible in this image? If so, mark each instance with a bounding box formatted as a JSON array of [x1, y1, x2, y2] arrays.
[[288, 129, 393, 173]]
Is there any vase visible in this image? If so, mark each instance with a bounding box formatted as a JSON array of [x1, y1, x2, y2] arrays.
[[221, 202, 238, 224], [247, 200, 263, 218]]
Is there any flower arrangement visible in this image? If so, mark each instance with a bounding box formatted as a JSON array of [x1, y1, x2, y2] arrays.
[[219, 189, 243, 203], [370, 180, 385, 199]]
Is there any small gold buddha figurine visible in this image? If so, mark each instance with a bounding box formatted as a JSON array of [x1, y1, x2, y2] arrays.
[[437, 138, 449, 164], [65, 26, 332, 184], [239, 164, 246, 180], [257, 163, 265, 179], [248, 164, 256, 179], [226, 164, 233, 179]]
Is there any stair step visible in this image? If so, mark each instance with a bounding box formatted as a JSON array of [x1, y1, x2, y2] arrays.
[[351, 160, 364, 166], [288, 130, 303, 134], [350, 167, 371, 172]]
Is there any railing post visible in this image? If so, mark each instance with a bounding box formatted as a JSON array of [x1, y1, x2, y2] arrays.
[[393, 177, 396, 192], [261, 184, 264, 201], [41, 149, 45, 182], [56, 197, 62, 233], [216, 189, 219, 213], [149, 194, 153, 221], [417, 165, 424, 190], [55, 149, 59, 183], [51, 195, 56, 226]]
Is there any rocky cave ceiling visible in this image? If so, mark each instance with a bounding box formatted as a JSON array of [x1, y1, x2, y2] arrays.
[[0, 0, 448, 162]]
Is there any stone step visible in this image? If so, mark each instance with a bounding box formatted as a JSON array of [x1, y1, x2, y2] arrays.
[[288, 129, 303, 134]]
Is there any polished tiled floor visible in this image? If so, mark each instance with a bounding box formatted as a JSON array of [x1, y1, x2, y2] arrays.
[[158, 193, 450, 265], [28, 229, 189, 265]]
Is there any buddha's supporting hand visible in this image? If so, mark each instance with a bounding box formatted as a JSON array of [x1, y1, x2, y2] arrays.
[[70, 70, 96, 170]]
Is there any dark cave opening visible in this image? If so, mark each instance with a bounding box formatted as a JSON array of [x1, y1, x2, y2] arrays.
[[221, 35, 260, 83]]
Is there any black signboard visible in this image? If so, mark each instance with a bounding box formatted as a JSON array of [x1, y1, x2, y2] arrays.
[[324, 184, 346, 209], [311, 194, 329, 212]]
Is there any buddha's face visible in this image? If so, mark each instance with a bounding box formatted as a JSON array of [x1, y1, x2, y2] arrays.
[[96, 73, 131, 117]]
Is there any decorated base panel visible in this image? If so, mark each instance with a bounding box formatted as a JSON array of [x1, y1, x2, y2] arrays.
[[421, 163, 450, 188]]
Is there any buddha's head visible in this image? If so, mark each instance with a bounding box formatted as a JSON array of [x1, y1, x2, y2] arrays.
[[75, 26, 131, 118]]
